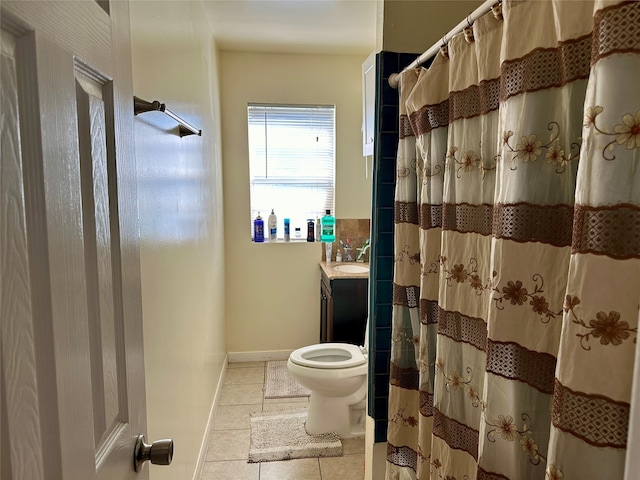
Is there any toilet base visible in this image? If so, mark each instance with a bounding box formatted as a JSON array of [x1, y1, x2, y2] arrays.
[[304, 393, 366, 439]]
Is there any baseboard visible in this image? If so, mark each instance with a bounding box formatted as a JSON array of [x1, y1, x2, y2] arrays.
[[191, 353, 228, 480], [228, 349, 293, 363]]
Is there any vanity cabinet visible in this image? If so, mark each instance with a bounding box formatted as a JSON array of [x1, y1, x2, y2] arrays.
[[320, 272, 368, 346]]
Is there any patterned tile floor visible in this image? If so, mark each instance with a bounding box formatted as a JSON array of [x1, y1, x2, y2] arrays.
[[200, 361, 366, 480]]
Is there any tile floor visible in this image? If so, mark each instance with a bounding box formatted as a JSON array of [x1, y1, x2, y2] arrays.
[[200, 361, 366, 480]]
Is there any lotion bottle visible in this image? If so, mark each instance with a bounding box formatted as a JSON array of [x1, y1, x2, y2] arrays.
[[268, 209, 277, 241]]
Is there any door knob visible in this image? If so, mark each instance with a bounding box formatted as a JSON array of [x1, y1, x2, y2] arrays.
[[134, 435, 174, 472]]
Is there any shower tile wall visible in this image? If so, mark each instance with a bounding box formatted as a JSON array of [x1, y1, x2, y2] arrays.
[[368, 51, 420, 443]]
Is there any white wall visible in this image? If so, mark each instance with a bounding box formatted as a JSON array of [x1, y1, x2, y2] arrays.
[[221, 52, 371, 354], [129, 3, 226, 479]]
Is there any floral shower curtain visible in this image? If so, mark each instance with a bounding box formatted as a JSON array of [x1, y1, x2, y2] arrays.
[[386, 1, 640, 479]]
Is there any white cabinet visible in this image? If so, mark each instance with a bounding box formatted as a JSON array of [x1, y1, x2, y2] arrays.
[[362, 52, 376, 156]]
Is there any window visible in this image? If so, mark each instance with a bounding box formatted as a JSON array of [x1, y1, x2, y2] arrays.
[[247, 103, 335, 239]]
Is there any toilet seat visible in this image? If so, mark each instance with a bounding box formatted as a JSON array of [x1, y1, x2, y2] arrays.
[[289, 343, 366, 369]]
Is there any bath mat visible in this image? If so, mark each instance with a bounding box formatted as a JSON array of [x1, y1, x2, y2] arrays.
[[264, 360, 310, 399], [248, 409, 342, 463]]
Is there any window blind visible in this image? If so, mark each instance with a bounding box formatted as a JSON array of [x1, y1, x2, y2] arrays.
[[247, 103, 336, 238]]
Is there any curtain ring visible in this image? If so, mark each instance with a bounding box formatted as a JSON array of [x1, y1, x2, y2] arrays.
[[464, 26, 475, 43], [439, 37, 449, 59], [463, 16, 475, 43], [491, 2, 503, 21]]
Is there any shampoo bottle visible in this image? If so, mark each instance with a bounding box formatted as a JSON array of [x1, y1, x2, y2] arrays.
[[253, 213, 264, 242], [268, 209, 277, 241], [306, 219, 315, 242], [320, 209, 335, 242]]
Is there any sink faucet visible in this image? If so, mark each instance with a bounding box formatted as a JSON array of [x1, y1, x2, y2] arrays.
[[356, 240, 370, 262]]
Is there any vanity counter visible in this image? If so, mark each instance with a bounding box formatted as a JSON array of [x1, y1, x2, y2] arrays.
[[319, 261, 369, 280]]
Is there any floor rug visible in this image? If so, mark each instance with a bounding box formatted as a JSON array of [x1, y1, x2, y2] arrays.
[[264, 360, 310, 399], [248, 409, 342, 463]]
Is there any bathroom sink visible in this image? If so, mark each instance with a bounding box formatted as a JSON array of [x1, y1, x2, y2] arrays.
[[333, 264, 369, 274]]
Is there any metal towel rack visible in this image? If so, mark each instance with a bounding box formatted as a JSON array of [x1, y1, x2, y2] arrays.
[[133, 96, 202, 137]]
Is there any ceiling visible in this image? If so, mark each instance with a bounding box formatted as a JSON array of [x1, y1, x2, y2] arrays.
[[201, 0, 377, 55]]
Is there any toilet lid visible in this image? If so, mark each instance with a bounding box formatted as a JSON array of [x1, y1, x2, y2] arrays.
[[290, 343, 367, 369]]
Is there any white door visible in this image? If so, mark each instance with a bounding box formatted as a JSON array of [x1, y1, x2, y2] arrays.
[[0, 1, 153, 479]]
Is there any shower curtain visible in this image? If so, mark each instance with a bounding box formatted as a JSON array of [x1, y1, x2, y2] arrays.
[[386, 1, 640, 479]]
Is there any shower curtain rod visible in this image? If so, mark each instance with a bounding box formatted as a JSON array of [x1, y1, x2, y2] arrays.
[[388, 0, 500, 88]]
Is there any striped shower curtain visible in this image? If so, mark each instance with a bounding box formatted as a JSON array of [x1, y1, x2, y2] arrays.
[[386, 1, 640, 479]]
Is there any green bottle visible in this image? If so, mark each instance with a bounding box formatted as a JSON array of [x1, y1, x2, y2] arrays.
[[320, 209, 335, 243]]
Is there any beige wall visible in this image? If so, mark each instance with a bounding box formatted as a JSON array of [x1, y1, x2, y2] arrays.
[[380, 1, 483, 54], [221, 52, 371, 354], [130, 2, 226, 479]]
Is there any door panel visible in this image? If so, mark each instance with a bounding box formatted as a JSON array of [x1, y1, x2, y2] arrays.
[[1, 1, 146, 479], [76, 70, 127, 456], [0, 28, 47, 480]]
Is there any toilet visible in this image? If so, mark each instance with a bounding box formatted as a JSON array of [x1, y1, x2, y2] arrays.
[[287, 324, 368, 438]]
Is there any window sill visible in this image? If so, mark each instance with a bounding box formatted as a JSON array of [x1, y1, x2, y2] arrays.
[[252, 238, 324, 244]]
